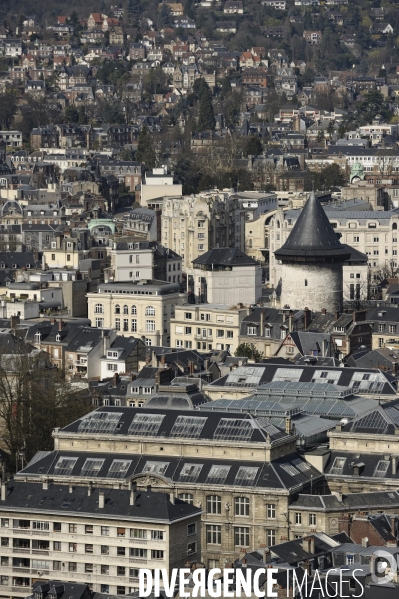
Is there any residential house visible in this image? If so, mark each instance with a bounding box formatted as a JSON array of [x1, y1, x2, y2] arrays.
[[303, 30, 323, 44]]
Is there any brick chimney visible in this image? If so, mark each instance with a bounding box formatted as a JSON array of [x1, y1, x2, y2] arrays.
[[321, 308, 326, 315], [335, 310, 340, 321], [58, 320, 64, 331], [113, 372, 119, 387]]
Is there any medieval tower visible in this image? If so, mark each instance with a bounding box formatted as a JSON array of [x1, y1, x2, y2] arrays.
[[274, 191, 350, 312]]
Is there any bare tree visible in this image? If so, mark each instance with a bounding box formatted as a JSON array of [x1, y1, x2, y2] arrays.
[[375, 149, 399, 178]]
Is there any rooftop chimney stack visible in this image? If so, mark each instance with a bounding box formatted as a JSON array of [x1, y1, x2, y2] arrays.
[[99, 491, 105, 509]]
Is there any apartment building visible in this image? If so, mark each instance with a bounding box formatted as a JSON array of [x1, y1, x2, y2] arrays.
[[0, 480, 201, 597], [105, 240, 182, 284], [161, 193, 245, 270], [268, 207, 399, 292], [87, 280, 185, 346], [170, 303, 248, 352], [17, 406, 322, 567], [186, 248, 262, 305], [140, 167, 182, 209]]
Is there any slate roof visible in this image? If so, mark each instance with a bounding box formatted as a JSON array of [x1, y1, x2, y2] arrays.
[[208, 361, 397, 396], [19, 448, 320, 492], [340, 397, 399, 435], [325, 449, 399, 481], [144, 384, 209, 410], [0, 480, 200, 522], [192, 247, 258, 267], [29, 580, 89, 599], [290, 490, 399, 511], [274, 191, 351, 261]]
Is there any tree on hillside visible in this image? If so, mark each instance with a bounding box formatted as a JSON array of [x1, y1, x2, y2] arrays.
[[136, 126, 156, 168], [198, 86, 215, 131], [0, 91, 17, 129]]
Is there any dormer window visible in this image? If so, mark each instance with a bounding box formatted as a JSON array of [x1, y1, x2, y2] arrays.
[[12, 264, 17, 269], [35, 332, 41, 343], [56, 334, 61, 342]]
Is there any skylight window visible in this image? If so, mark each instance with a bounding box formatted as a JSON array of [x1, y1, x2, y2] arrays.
[[128, 413, 165, 436], [374, 460, 390, 478], [329, 457, 346, 475], [280, 463, 299, 476], [53, 457, 78, 476], [108, 460, 131, 478], [206, 465, 231, 484], [170, 416, 207, 438], [213, 418, 253, 441], [78, 411, 123, 434], [81, 458, 104, 477], [179, 463, 203, 483], [142, 461, 169, 476], [234, 466, 259, 486]]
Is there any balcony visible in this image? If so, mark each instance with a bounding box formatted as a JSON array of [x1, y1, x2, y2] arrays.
[[129, 539, 147, 544], [13, 549, 30, 554], [129, 558, 147, 564], [32, 549, 49, 555]]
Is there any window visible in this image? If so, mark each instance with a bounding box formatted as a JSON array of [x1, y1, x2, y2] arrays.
[[85, 544, 93, 553], [266, 529, 276, 546], [95, 318, 104, 328], [123, 318, 129, 331], [101, 545, 109, 554], [206, 495, 221, 514], [390, 325, 396, 333], [117, 547, 126, 556], [115, 304, 121, 314], [267, 504, 276, 519], [123, 305, 129, 315], [207, 525, 221, 545], [216, 330, 224, 337], [247, 326, 257, 335], [101, 565, 109, 575], [69, 524, 77, 533], [101, 586, 109, 594], [309, 514, 317, 526], [151, 530, 164, 540], [185, 327, 192, 334], [295, 513, 302, 525], [33, 521, 49, 531], [53, 541, 61, 551], [117, 566, 126, 576], [130, 548, 147, 558], [146, 320, 155, 332], [187, 542, 197, 555], [1, 538, 9, 547], [185, 312, 192, 319], [187, 523, 196, 536], [234, 527, 249, 547], [95, 303, 104, 314], [235, 497, 249, 516], [66, 254, 71, 262], [101, 526, 109, 536], [131, 529, 147, 539], [117, 527, 126, 537], [151, 550, 164, 559], [69, 562, 77, 572], [53, 561, 61, 570], [145, 306, 155, 316], [69, 542, 77, 552], [226, 330, 233, 338], [115, 318, 120, 331], [131, 305, 137, 315], [179, 493, 194, 504], [1, 519, 8, 528]]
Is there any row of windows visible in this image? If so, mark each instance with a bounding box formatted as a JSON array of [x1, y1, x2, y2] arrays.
[[2, 521, 165, 537]]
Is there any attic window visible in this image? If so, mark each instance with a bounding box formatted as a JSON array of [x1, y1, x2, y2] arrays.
[[56, 334, 61, 342], [12, 264, 17, 268]]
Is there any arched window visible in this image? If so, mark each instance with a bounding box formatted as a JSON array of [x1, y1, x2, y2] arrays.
[[95, 303, 104, 314], [393, 223, 398, 230], [145, 306, 155, 316], [123, 305, 128, 314], [115, 304, 120, 314], [131, 305, 137, 315], [179, 493, 194, 505], [206, 495, 221, 514]]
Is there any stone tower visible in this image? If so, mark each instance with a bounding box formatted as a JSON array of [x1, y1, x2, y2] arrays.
[[274, 191, 350, 312]]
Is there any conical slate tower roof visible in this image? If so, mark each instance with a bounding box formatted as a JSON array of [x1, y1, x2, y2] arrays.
[[274, 191, 350, 261]]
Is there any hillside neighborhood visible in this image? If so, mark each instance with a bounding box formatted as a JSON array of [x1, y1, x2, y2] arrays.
[[1, 0, 399, 598]]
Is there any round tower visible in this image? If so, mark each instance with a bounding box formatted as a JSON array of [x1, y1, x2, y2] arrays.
[[274, 191, 350, 313]]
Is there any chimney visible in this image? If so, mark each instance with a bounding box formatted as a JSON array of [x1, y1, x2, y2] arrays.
[[188, 361, 195, 375], [113, 372, 119, 387], [88, 483, 93, 496], [1, 481, 6, 501], [50, 317, 55, 325], [304, 307, 311, 329], [353, 310, 358, 322], [285, 416, 292, 435], [69, 484, 73, 494], [58, 320, 64, 331], [260, 310, 265, 335], [160, 354, 166, 366], [170, 491, 175, 505], [335, 311, 340, 321], [99, 491, 105, 509], [310, 537, 315, 554], [151, 350, 157, 368], [130, 482, 137, 505], [302, 537, 312, 553], [288, 311, 293, 332], [264, 549, 272, 563], [393, 362, 398, 375], [393, 456, 397, 476], [204, 358, 210, 371], [10, 314, 20, 330], [361, 537, 369, 548], [321, 308, 326, 315]]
